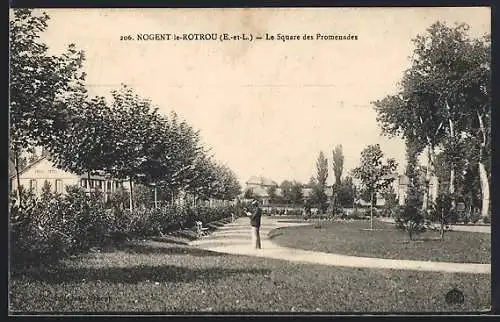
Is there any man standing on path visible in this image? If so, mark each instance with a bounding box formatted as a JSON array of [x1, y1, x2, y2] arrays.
[[249, 199, 262, 249]]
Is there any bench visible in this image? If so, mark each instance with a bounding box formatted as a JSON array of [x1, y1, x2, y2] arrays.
[[195, 221, 210, 237]]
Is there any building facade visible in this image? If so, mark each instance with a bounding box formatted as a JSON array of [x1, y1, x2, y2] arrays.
[[10, 157, 126, 200]]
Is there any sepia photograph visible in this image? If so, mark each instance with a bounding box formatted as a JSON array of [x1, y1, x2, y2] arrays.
[[8, 7, 491, 314]]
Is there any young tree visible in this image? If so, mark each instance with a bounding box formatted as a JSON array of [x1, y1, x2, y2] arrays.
[[396, 139, 425, 240], [352, 144, 398, 230]]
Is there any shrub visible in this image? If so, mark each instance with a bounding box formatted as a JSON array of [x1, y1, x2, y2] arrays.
[[10, 185, 237, 266], [348, 209, 368, 220], [395, 203, 425, 240]]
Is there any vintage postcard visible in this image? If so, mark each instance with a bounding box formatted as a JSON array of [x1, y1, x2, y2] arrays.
[[9, 7, 491, 314]]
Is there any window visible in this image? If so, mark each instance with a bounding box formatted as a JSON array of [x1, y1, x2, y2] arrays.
[[81, 179, 87, 188], [55, 180, 63, 193], [29, 179, 37, 191], [107, 182, 112, 190], [98, 180, 102, 188], [90, 180, 95, 188]]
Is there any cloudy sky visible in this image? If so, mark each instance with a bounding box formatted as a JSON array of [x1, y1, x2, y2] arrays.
[[33, 7, 490, 186]]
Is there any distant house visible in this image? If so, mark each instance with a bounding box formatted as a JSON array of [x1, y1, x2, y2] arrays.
[[244, 176, 279, 205], [9, 157, 126, 201]]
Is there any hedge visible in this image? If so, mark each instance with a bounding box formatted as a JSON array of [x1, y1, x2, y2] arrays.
[[10, 186, 237, 266]]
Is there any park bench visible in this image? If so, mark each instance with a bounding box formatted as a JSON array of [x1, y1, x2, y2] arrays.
[[195, 221, 210, 237]]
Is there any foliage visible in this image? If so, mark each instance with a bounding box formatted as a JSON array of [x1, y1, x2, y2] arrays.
[[380, 185, 398, 217], [315, 151, 328, 187], [395, 143, 425, 240], [243, 188, 254, 200], [10, 185, 238, 266], [373, 21, 491, 215], [332, 145, 344, 186], [336, 176, 356, 207], [352, 144, 397, 229], [289, 182, 304, 205], [429, 192, 458, 228]]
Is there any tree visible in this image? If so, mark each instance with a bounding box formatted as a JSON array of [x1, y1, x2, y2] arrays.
[[337, 176, 355, 208], [10, 9, 85, 206], [316, 151, 328, 187], [267, 185, 277, 204], [352, 144, 398, 230], [289, 181, 304, 206], [280, 180, 293, 204], [430, 193, 457, 240], [105, 85, 166, 210], [332, 144, 344, 186], [48, 95, 114, 195], [311, 151, 329, 213], [243, 188, 254, 200], [373, 22, 490, 217], [380, 185, 398, 217], [396, 140, 425, 240]]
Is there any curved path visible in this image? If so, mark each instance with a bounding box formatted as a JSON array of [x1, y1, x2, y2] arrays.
[[189, 217, 490, 274]]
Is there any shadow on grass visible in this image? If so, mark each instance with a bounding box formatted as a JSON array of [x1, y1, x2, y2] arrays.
[[150, 236, 189, 245], [12, 263, 272, 284], [164, 230, 199, 241], [115, 243, 224, 257]]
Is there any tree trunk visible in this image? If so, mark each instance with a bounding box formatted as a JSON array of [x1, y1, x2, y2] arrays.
[[129, 178, 133, 211], [370, 190, 374, 230], [448, 117, 456, 209], [449, 167, 456, 205], [440, 209, 445, 241], [13, 148, 22, 207], [422, 146, 431, 212], [477, 112, 490, 218], [479, 162, 489, 217], [154, 184, 158, 209]]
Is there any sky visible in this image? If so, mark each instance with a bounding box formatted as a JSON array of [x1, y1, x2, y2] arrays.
[[30, 7, 490, 186]]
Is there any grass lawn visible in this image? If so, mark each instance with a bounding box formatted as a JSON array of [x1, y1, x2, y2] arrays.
[[270, 219, 491, 264], [9, 237, 490, 313]]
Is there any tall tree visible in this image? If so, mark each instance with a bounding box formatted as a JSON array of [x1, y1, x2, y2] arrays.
[[316, 151, 328, 187], [332, 144, 344, 186], [48, 95, 114, 194], [312, 151, 329, 213], [10, 9, 85, 206], [352, 144, 398, 230], [373, 22, 490, 216]]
